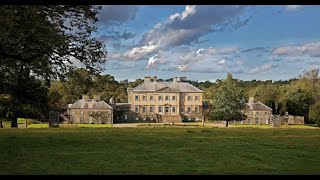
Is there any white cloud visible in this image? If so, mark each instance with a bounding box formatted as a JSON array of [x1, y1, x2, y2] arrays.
[[181, 5, 196, 20], [218, 59, 226, 65], [169, 13, 180, 22], [145, 47, 244, 74], [146, 54, 165, 69], [286, 5, 303, 11], [124, 42, 160, 60], [273, 42, 320, 57], [125, 5, 249, 61], [64, 57, 83, 68], [249, 63, 275, 74]]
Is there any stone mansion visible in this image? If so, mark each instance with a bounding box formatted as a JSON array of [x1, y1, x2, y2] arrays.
[[125, 76, 204, 123]]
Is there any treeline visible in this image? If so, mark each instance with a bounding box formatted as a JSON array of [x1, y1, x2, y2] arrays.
[[1, 67, 319, 125], [50, 68, 320, 123], [203, 69, 319, 124]]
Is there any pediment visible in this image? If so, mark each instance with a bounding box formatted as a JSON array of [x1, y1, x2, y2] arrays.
[[156, 86, 180, 92]]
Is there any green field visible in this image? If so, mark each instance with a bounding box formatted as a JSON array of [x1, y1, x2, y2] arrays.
[[0, 127, 319, 175]]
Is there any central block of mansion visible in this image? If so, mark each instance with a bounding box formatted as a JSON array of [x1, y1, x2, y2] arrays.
[[124, 76, 204, 123]]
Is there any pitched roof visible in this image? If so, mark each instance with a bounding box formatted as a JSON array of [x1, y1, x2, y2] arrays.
[[68, 99, 113, 109], [131, 82, 203, 93], [116, 103, 131, 111], [246, 102, 272, 111]]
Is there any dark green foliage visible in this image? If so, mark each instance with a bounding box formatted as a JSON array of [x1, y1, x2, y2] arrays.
[[209, 73, 247, 127], [0, 6, 106, 127]]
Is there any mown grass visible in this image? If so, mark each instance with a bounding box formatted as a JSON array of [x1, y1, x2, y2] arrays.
[[230, 124, 319, 129], [0, 127, 319, 175]]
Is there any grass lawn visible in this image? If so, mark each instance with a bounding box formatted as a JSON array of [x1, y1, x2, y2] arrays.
[[0, 127, 319, 175]]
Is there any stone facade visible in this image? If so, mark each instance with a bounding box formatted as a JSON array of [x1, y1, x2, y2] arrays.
[[242, 97, 273, 125], [67, 95, 113, 124], [124, 76, 204, 123]]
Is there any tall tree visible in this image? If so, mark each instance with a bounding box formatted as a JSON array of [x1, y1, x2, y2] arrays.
[[0, 6, 106, 127], [209, 73, 247, 127], [309, 103, 320, 127], [249, 84, 279, 114], [299, 68, 319, 89]]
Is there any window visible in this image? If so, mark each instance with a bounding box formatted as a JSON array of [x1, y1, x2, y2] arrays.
[[195, 106, 199, 113], [256, 112, 259, 115], [172, 96, 176, 101], [165, 95, 170, 101], [181, 95, 185, 101], [142, 95, 147, 101], [150, 106, 154, 113], [150, 95, 154, 101], [150, 117, 153, 121], [180, 107, 184, 113], [172, 106, 176, 114], [143, 117, 146, 121], [265, 112, 268, 115], [187, 106, 191, 113], [158, 106, 162, 113], [195, 96, 199, 101], [142, 106, 146, 113], [158, 95, 162, 101], [135, 106, 139, 113], [188, 95, 192, 101], [135, 95, 140, 101], [125, 115, 127, 120]]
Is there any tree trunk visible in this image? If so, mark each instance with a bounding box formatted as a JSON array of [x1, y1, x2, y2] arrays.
[[226, 120, 229, 127], [0, 121, 3, 128], [11, 115, 18, 128]]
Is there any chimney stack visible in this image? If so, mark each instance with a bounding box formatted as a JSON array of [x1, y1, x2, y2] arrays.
[[173, 77, 178, 83], [152, 76, 157, 82], [180, 77, 187, 82], [82, 95, 89, 100], [144, 76, 151, 83]]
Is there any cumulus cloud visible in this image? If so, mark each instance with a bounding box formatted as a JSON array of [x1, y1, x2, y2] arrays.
[[285, 5, 303, 11], [124, 42, 160, 60], [272, 42, 320, 57], [146, 54, 166, 69], [98, 5, 139, 26], [145, 47, 244, 74], [124, 5, 250, 61], [249, 63, 275, 74]]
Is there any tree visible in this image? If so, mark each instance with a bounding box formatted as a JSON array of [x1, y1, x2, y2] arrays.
[[0, 6, 107, 127], [309, 103, 320, 127], [299, 68, 319, 89], [249, 84, 279, 114], [209, 73, 247, 127]]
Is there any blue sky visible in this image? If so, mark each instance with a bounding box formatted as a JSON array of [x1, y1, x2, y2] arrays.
[[82, 5, 320, 82]]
